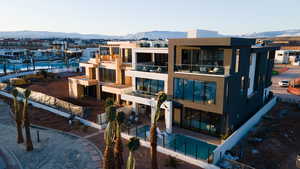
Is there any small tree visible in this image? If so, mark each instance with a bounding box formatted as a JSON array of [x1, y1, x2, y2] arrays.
[[150, 92, 167, 169], [12, 88, 24, 144], [126, 137, 140, 169], [103, 105, 117, 169], [114, 111, 125, 169], [22, 89, 33, 151]]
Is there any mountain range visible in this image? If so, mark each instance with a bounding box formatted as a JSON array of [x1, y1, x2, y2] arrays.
[[0, 29, 300, 39]]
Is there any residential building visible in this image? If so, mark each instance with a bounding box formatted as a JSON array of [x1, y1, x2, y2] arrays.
[[121, 40, 169, 119], [275, 49, 300, 65], [68, 41, 137, 104], [68, 38, 276, 139], [167, 38, 275, 137]]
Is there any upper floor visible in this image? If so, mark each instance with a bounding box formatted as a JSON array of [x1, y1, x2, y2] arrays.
[[168, 38, 276, 114]]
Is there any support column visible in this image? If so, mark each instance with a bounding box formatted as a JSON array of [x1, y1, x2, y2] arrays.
[[132, 102, 137, 114], [164, 101, 173, 133], [115, 57, 122, 85], [96, 84, 101, 101], [116, 94, 121, 105], [132, 49, 137, 69]]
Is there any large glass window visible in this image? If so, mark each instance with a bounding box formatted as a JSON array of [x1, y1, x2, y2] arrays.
[[205, 82, 216, 104], [182, 108, 222, 136], [194, 81, 204, 103], [184, 80, 194, 101], [176, 48, 225, 74], [136, 78, 164, 95], [174, 78, 216, 104], [181, 48, 224, 66], [100, 68, 116, 83], [174, 78, 183, 99]]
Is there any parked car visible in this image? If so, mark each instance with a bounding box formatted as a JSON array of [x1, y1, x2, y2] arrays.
[[278, 80, 290, 87]]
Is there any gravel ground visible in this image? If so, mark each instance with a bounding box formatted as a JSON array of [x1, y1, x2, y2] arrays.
[[0, 100, 102, 169]]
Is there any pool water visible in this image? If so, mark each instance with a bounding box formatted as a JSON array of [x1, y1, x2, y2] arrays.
[[0, 156, 6, 169], [134, 125, 217, 160]]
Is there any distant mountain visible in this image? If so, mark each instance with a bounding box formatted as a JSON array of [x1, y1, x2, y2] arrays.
[[125, 31, 187, 39], [0, 30, 120, 39], [0, 29, 300, 39], [241, 29, 300, 38]]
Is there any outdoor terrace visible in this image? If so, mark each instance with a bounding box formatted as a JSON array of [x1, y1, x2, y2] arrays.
[[69, 75, 98, 86], [175, 64, 230, 76]]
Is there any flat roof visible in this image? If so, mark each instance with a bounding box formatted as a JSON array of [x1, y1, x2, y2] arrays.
[[168, 37, 256, 46]]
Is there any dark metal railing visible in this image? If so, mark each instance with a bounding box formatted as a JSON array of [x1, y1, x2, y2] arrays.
[[135, 64, 168, 73], [175, 64, 227, 75]]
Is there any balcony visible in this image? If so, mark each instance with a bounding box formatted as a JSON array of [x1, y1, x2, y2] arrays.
[[100, 82, 132, 95], [69, 75, 98, 86], [174, 64, 229, 75], [135, 64, 168, 73]]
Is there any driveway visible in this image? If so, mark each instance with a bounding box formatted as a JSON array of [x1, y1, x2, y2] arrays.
[[271, 66, 300, 102]]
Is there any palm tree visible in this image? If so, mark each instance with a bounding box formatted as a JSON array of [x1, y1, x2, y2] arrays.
[[103, 105, 117, 169], [126, 137, 140, 169], [22, 89, 33, 151], [12, 88, 24, 144], [150, 92, 167, 169], [114, 111, 125, 169]]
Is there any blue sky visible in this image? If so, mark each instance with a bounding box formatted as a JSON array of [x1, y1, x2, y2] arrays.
[[0, 0, 299, 35]]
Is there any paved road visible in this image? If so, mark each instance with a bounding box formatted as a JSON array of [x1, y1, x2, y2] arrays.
[[271, 67, 300, 102], [0, 100, 102, 169]]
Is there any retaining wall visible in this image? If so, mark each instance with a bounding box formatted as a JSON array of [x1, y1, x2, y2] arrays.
[[15, 87, 84, 116]]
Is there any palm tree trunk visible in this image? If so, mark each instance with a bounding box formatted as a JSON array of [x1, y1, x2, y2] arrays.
[[150, 124, 158, 169], [23, 99, 33, 151], [114, 136, 123, 169], [126, 151, 135, 169], [13, 97, 24, 144], [16, 109, 24, 144], [24, 120, 33, 151], [104, 145, 115, 169]]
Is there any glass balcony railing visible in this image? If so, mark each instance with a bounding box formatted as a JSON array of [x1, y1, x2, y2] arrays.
[[135, 64, 168, 73], [175, 64, 228, 75]]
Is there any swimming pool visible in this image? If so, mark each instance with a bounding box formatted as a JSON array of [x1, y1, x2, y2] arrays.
[[0, 156, 6, 169], [134, 125, 217, 160]]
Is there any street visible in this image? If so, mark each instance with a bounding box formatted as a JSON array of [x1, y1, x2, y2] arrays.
[[271, 66, 300, 102]]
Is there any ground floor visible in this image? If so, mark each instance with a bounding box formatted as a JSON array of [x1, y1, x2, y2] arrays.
[[173, 105, 223, 137], [121, 92, 224, 138]]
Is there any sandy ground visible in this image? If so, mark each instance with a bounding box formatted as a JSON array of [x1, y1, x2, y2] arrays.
[[0, 100, 102, 169], [229, 102, 300, 169]]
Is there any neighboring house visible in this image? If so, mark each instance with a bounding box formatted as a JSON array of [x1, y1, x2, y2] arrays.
[[81, 48, 98, 62], [0, 49, 28, 63], [275, 49, 300, 64], [68, 41, 137, 104], [121, 41, 169, 119]]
